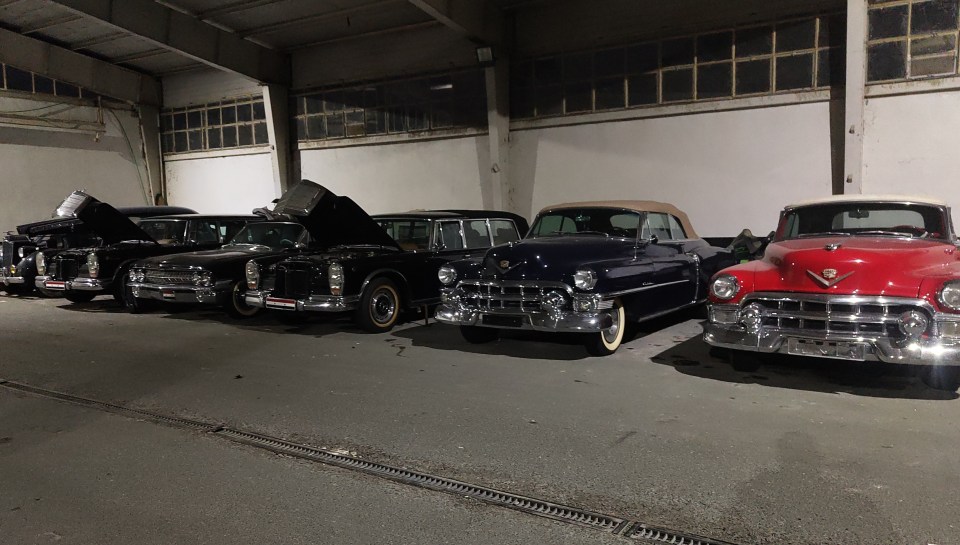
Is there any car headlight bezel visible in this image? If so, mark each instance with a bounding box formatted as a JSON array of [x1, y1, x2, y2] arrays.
[[938, 280, 960, 311], [245, 260, 260, 290], [438, 265, 457, 286], [87, 252, 100, 279], [573, 268, 597, 291], [710, 274, 740, 300], [192, 270, 213, 287], [35, 252, 46, 275], [328, 262, 344, 296], [129, 268, 145, 283]]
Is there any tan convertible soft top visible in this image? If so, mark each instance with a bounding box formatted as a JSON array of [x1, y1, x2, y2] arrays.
[[539, 200, 698, 239]]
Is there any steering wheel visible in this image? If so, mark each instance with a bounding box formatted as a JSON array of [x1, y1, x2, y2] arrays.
[[280, 239, 294, 248], [609, 227, 631, 238]]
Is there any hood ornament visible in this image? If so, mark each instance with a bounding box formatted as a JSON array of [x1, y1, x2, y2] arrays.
[[807, 268, 853, 288], [499, 260, 510, 269], [824, 243, 842, 251]]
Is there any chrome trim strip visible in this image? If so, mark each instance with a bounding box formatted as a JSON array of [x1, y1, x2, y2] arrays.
[[606, 279, 690, 298]]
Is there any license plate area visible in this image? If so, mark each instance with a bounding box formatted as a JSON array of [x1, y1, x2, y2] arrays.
[[482, 315, 524, 328], [266, 297, 298, 310], [45, 281, 66, 291], [787, 338, 867, 361], [161, 290, 176, 299]]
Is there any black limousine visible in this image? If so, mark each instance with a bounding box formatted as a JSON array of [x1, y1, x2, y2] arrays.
[[244, 180, 528, 332]]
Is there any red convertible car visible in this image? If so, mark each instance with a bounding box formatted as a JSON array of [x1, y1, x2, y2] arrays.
[[703, 195, 960, 391]]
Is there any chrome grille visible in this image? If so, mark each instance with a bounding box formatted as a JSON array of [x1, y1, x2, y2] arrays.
[[743, 293, 932, 338], [144, 269, 196, 285], [458, 280, 572, 312], [57, 257, 79, 281], [273, 265, 311, 299], [1, 240, 14, 271]]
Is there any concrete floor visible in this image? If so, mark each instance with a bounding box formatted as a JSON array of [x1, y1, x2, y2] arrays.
[[1, 294, 959, 545]]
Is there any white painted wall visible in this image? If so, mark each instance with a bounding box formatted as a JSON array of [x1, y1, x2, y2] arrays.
[[165, 152, 277, 214], [863, 90, 960, 211], [0, 98, 151, 233], [510, 101, 836, 237], [299, 136, 491, 214]]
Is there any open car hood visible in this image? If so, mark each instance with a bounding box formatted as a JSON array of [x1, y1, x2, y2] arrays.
[[273, 180, 400, 251], [53, 191, 156, 245]]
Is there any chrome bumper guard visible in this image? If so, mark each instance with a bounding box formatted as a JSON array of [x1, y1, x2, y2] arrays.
[[244, 290, 359, 312], [128, 280, 232, 304], [704, 297, 960, 366], [2, 274, 25, 285], [434, 287, 613, 333]]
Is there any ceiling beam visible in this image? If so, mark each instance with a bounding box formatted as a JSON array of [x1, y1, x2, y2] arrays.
[[46, 0, 290, 85], [21, 14, 83, 34], [407, 0, 504, 45], [0, 27, 160, 104], [237, 0, 403, 39]]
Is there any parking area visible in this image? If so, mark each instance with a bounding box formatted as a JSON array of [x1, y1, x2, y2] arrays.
[[2, 294, 958, 545]]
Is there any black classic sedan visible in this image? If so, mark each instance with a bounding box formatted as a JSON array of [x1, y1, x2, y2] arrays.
[[1, 202, 194, 296], [434, 201, 734, 355], [244, 180, 528, 332], [35, 191, 262, 304], [126, 220, 314, 317]]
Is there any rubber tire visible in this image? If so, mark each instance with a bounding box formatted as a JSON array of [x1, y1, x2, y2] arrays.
[[730, 351, 763, 372], [225, 280, 260, 319], [356, 278, 401, 333], [585, 298, 626, 356], [123, 285, 156, 314], [37, 287, 62, 298], [919, 365, 960, 391], [460, 325, 499, 344], [64, 291, 96, 303]]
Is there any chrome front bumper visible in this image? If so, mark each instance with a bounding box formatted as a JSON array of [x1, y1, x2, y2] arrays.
[[1, 274, 25, 285], [244, 290, 359, 312], [128, 281, 232, 304], [434, 303, 613, 333], [704, 305, 960, 367], [36, 276, 71, 291]]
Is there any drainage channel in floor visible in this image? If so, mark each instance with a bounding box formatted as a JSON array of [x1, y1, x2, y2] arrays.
[[0, 379, 739, 545]]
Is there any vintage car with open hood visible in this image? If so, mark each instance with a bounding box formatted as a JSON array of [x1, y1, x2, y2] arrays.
[[703, 195, 960, 391], [35, 191, 261, 304], [1, 201, 194, 296], [126, 214, 317, 317], [434, 201, 734, 355], [243, 180, 528, 332]]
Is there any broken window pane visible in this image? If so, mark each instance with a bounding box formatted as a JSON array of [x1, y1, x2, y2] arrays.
[[777, 19, 817, 51], [736, 59, 771, 94], [697, 62, 732, 98], [869, 5, 909, 40], [867, 41, 908, 80], [911, 0, 960, 33], [698, 31, 733, 62], [627, 73, 658, 106], [662, 69, 693, 101], [775, 53, 814, 90], [736, 26, 773, 57], [662, 38, 695, 67]]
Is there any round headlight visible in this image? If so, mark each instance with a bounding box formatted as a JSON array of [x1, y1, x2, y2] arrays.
[[573, 268, 597, 291], [35, 252, 46, 275], [540, 290, 566, 312], [438, 266, 457, 285], [328, 262, 344, 295], [87, 252, 100, 278], [939, 280, 960, 311], [710, 274, 740, 300], [245, 260, 260, 290]]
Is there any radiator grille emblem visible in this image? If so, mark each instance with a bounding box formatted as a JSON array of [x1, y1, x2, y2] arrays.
[[807, 268, 853, 288]]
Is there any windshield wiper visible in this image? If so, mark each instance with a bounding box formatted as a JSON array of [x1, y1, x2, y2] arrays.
[[545, 230, 609, 237], [857, 229, 923, 238], [796, 232, 853, 238]]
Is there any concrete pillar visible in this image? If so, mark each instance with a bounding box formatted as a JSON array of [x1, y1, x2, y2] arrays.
[[137, 104, 164, 204], [484, 59, 509, 211], [262, 84, 292, 196], [843, 0, 868, 194]]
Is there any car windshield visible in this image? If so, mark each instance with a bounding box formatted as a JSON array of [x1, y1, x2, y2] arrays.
[[528, 208, 641, 238], [776, 202, 949, 241], [138, 219, 187, 245], [226, 223, 305, 248]]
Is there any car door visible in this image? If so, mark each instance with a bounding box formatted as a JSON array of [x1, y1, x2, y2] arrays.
[[641, 212, 698, 312]]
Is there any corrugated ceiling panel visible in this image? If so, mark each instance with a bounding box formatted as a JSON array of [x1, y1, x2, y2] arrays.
[[252, 5, 434, 49]]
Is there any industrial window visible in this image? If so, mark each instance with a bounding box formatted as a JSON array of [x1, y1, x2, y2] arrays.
[[511, 13, 844, 119], [0, 63, 96, 101], [867, 0, 960, 82], [160, 97, 269, 154], [294, 70, 486, 143]]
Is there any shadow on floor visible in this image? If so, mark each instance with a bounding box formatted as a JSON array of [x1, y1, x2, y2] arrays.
[[652, 336, 959, 401]]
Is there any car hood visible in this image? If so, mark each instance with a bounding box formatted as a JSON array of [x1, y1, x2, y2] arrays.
[[480, 236, 636, 282], [136, 246, 281, 270], [53, 191, 155, 245], [273, 180, 400, 251], [754, 237, 959, 297]]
